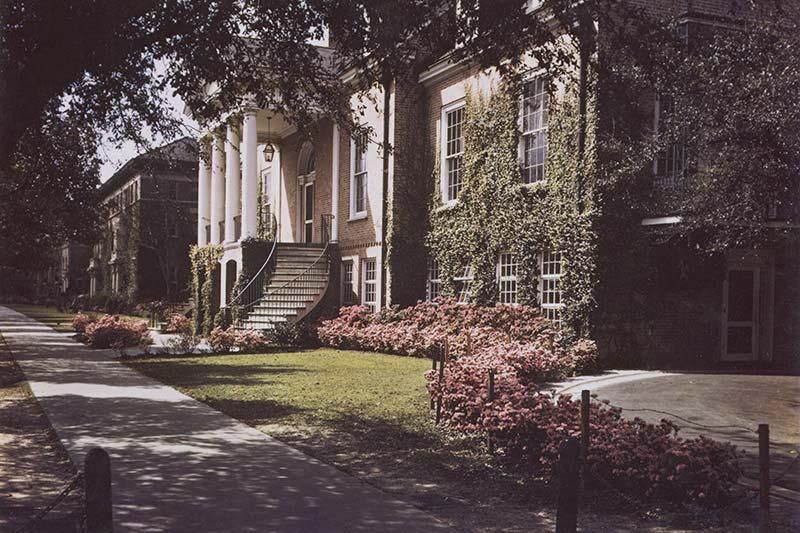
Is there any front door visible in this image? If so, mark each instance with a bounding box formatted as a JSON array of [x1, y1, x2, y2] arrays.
[[722, 267, 760, 361], [303, 182, 314, 243]]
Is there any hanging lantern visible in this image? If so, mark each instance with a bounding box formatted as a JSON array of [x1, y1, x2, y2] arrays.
[[263, 116, 275, 163]]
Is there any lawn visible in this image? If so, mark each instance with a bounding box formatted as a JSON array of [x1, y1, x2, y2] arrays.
[[128, 348, 433, 435], [126, 348, 560, 531], [7, 304, 144, 333], [124, 348, 684, 532], [6, 304, 79, 332]]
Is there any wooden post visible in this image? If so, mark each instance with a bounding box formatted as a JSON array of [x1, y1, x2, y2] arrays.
[[430, 356, 437, 410], [556, 437, 580, 533], [758, 424, 770, 532], [581, 389, 590, 486], [435, 344, 446, 425], [84, 447, 113, 533], [487, 369, 495, 454]]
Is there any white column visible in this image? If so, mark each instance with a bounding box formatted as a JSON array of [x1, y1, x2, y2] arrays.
[[224, 123, 240, 242], [241, 110, 259, 239], [210, 134, 225, 244], [197, 137, 211, 246], [331, 123, 340, 242], [272, 145, 284, 241]]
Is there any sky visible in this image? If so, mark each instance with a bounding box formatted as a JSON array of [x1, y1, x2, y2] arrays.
[[97, 64, 198, 183]]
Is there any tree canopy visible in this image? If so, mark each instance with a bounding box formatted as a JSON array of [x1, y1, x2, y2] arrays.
[[0, 0, 797, 268]]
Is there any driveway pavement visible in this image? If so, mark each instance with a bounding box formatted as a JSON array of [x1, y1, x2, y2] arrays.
[[560, 371, 800, 495], [0, 305, 450, 532]]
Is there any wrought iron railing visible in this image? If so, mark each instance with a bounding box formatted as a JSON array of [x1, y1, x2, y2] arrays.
[[254, 242, 330, 325], [320, 213, 333, 244], [221, 239, 278, 325]]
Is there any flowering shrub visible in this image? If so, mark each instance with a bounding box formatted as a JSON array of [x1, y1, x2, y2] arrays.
[[84, 315, 152, 353], [136, 300, 182, 321], [426, 347, 742, 506], [209, 326, 237, 353], [233, 329, 271, 353], [72, 312, 98, 334], [165, 314, 192, 335], [318, 299, 597, 380]]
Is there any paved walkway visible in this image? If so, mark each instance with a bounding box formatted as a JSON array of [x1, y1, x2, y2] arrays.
[[0, 306, 449, 532], [556, 370, 800, 500]]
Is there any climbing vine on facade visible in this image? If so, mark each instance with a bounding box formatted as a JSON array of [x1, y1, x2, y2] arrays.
[[189, 244, 223, 335], [426, 80, 599, 338]]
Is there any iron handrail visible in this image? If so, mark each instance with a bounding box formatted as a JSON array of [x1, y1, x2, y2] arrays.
[[262, 242, 330, 299], [224, 239, 278, 312]]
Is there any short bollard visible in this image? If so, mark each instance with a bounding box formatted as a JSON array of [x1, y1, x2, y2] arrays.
[[487, 369, 495, 454], [580, 390, 590, 487], [556, 437, 580, 533], [85, 447, 113, 533], [758, 424, 770, 532]]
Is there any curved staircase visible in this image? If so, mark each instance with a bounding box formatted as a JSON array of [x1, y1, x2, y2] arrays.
[[239, 244, 330, 331]]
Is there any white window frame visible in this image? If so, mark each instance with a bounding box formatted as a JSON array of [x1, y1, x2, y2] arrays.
[[653, 93, 687, 188], [440, 100, 466, 205], [519, 75, 548, 184], [453, 264, 473, 304], [427, 260, 441, 302], [341, 258, 358, 306], [362, 258, 377, 312], [539, 250, 564, 324], [349, 131, 368, 220], [497, 252, 519, 305]]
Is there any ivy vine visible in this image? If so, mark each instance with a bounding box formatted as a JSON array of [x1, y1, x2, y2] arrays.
[[189, 243, 223, 335], [426, 79, 598, 338]]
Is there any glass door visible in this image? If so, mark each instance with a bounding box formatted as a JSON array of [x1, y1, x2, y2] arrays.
[[722, 268, 759, 361], [303, 182, 314, 243]]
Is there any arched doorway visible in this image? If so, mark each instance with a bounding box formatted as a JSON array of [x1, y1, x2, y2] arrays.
[[225, 259, 238, 304], [297, 142, 315, 243]]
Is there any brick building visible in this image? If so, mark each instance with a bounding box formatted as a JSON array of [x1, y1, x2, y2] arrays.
[[195, 1, 798, 368], [89, 138, 198, 303]]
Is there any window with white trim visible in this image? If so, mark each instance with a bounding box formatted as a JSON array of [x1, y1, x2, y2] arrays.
[[654, 93, 687, 188], [453, 264, 473, 304], [342, 260, 357, 305], [350, 132, 368, 217], [441, 104, 465, 202], [520, 77, 548, 184], [427, 260, 441, 301], [497, 253, 518, 304], [362, 258, 377, 311], [539, 250, 563, 323]]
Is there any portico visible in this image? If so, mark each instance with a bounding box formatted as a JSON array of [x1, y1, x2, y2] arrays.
[[196, 108, 342, 309]]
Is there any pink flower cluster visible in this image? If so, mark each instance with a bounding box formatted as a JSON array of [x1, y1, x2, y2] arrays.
[[72, 312, 97, 334], [427, 350, 742, 505], [318, 299, 597, 380], [84, 315, 152, 351], [208, 326, 271, 353], [165, 314, 192, 335]]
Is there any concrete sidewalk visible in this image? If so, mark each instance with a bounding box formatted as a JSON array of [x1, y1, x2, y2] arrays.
[[0, 305, 449, 532]]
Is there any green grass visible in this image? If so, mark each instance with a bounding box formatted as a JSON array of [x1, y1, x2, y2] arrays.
[[7, 304, 145, 333], [6, 304, 80, 332], [127, 348, 433, 432]]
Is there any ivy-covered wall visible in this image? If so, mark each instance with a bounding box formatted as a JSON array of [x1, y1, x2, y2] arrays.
[[426, 80, 598, 339], [190, 244, 223, 335]]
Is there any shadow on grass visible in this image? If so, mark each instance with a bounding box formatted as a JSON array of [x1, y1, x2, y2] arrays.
[[130, 360, 312, 388]]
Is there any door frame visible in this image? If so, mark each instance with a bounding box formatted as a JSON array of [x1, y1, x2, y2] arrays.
[[302, 181, 314, 243], [296, 171, 315, 243], [721, 265, 760, 362]]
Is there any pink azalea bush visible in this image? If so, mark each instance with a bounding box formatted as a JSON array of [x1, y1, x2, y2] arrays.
[[234, 329, 271, 352], [84, 315, 152, 351], [427, 348, 742, 506], [72, 312, 98, 334], [318, 299, 597, 380], [165, 314, 192, 335], [209, 326, 271, 353]]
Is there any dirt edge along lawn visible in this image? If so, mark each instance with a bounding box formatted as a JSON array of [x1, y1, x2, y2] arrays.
[[125, 348, 761, 532], [0, 333, 83, 532]]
